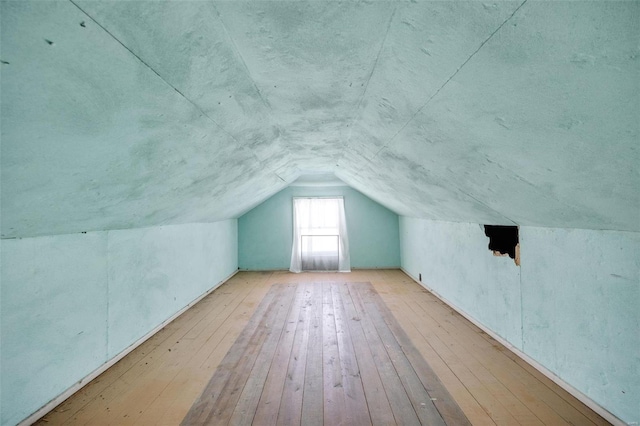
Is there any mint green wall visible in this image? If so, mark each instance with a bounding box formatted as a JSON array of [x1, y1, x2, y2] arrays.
[[0, 221, 237, 426], [400, 217, 640, 424], [238, 186, 400, 270]]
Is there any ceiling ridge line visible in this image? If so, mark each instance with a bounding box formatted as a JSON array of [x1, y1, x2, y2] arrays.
[[358, 0, 529, 173], [211, 3, 271, 110], [337, 5, 398, 167], [67, 0, 251, 151]]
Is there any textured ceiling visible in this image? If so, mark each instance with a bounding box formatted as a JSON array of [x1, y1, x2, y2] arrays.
[[1, 0, 638, 238]]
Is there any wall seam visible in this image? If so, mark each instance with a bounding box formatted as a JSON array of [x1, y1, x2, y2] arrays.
[[520, 238, 524, 351], [105, 231, 110, 361]]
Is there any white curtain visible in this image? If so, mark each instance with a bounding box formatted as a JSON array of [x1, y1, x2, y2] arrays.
[[290, 197, 350, 273]]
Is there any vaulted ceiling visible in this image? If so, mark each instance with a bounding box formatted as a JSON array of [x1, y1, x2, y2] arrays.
[[1, 0, 638, 238]]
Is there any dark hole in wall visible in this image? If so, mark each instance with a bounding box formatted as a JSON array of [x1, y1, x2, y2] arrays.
[[484, 225, 519, 260]]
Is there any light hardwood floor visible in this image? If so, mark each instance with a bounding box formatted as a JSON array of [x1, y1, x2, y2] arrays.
[[37, 270, 610, 425]]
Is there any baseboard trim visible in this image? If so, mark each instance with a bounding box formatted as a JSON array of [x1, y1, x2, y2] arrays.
[[237, 267, 402, 272], [400, 268, 627, 426], [17, 269, 239, 426], [351, 266, 402, 270], [238, 268, 289, 271]]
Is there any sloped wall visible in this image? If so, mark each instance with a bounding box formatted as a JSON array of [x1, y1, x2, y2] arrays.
[[400, 217, 639, 424], [0, 220, 237, 426], [238, 186, 401, 270]]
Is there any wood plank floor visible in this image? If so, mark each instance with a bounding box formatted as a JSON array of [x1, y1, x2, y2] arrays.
[[36, 270, 610, 426], [181, 281, 468, 425]]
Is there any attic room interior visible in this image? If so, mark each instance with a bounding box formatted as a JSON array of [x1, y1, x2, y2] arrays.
[[1, 1, 638, 425]]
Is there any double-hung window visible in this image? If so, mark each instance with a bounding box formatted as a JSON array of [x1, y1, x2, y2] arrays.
[[289, 197, 350, 272]]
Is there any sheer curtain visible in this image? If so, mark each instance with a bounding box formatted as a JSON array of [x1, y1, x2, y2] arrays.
[[290, 197, 350, 273]]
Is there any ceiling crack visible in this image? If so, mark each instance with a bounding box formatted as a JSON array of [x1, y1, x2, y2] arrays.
[[367, 0, 530, 164]]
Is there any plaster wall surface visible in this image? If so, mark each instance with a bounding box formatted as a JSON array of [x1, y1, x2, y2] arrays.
[[0, 220, 238, 426], [1, 233, 108, 426], [520, 227, 639, 425], [399, 217, 523, 346], [400, 217, 640, 424], [238, 186, 400, 270]]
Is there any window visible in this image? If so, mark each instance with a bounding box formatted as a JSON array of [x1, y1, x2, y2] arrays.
[[290, 197, 350, 272]]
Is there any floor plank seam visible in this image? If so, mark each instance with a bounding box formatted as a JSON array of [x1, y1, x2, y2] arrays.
[[37, 271, 611, 426]]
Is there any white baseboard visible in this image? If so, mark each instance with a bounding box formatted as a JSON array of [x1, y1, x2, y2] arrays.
[[237, 267, 402, 271], [351, 266, 402, 270], [18, 269, 238, 426], [238, 268, 289, 271], [400, 268, 627, 426]]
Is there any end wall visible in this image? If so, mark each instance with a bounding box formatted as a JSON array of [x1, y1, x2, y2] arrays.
[[0, 220, 238, 426], [238, 186, 401, 270], [400, 217, 639, 425]]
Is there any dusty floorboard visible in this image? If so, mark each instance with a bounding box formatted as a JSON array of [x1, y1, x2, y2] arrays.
[[36, 270, 610, 426], [182, 281, 468, 425]]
